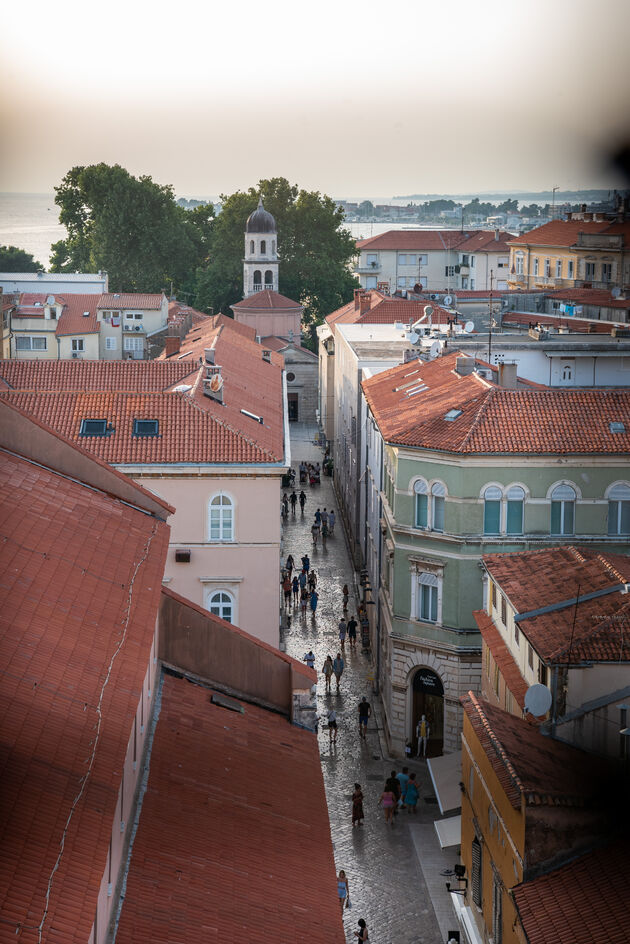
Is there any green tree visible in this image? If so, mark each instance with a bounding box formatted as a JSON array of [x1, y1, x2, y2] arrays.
[[50, 164, 213, 293], [195, 177, 358, 346], [497, 198, 519, 214], [0, 245, 44, 271]]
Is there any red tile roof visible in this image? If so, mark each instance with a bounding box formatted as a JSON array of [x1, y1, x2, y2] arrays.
[[501, 311, 621, 335], [362, 351, 630, 454], [167, 299, 212, 327], [0, 442, 169, 943], [462, 693, 603, 809], [12, 293, 101, 335], [512, 841, 629, 944], [98, 293, 164, 309], [473, 609, 529, 711], [231, 289, 302, 310], [325, 291, 451, 329], [508, 219, 630, 248], [0, 359, 196, 392], [115, 674, 344, 944], [547, 288, 630, 310], [357, 229, 513, 252], [482, 548, 630, 663]]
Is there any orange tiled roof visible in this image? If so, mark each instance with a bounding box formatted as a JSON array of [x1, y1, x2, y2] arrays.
[[462, 693, 603, 809], [512, 841, 628, 944], [547, 288, 630, 310], [98, 292, 164, 309], [116, 674, 344, 944], [362, 351, 630, 454], [501, 311, 620, 335], [167, 299, 212, 327], [508, 219, 630, 248], [0, 359, 196, 392], [483, 548, 630, 663], [231, 289, 302, 310], [357, 230, 477, 251], [325, 291, 451, 329], [473, 609, 529, 711], [0, 444, 169, 943], [12, 293, 101, 335]]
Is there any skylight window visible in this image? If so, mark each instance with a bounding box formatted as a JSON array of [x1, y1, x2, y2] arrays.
[[80, 419, 108, 437], [133, 419, 159, 437], [610, 421, 625, 433], [444, 409, 463, 421]]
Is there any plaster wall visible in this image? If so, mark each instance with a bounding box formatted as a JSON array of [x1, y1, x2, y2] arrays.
[[234, 309, 301, 339], [58, 333, 99, 359]]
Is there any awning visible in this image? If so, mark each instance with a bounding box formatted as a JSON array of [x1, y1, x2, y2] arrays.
[[434, 814, 461, 849], [427, 750, 462, 815]]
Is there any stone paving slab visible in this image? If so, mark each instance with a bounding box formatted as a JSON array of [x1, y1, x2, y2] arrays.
[[280, 424, 456, 944]]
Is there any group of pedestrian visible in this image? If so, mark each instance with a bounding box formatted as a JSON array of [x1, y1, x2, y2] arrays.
[[322, 653, 345, 694], [378, 767, 420, 824], [310, 507, 335, 546], [285, 554, 320, 614], [336, 870, 368, 941]]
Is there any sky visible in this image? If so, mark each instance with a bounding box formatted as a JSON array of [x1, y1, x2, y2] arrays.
[[2, 0, 630, 198]]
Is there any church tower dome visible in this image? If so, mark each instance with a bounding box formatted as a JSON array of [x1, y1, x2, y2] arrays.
[[243, 197, 279, 297]]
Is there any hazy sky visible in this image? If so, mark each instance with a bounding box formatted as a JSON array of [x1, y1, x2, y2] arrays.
[[2, 0, 629, 197]]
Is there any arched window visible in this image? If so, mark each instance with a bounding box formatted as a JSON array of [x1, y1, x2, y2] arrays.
[[414, 480, 428, 528], [431, 482, 445, 532], [551, 484, 575, 535], [249, 240, 254, 254], [483, 486, 502, 535], [608, 483, 630, 535], [506, 486, 525, 535], [260, 239, 266, 255], [253, 270, 262, 291], [209, 493, 233, 541], [272, 240, 276, 255], [264, 269, 273, 287], [562, 364, 573, 381], [208, 590, 234, 623]]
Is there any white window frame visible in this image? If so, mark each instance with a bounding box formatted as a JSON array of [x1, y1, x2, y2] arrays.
[[607, 482, 630, 536], [207, 588, 236, 624], [431, 481, 446, 532], [71, 338, 85, 352], [533, 258, 539, 276], [16, 335, 47, 351], [555, 259, 562, 278], [550, 483, 577, 536], [208, 492, 235, 542], [124, 336, 143, 352], [483, 486, 502, 535], [409, 558, 444, 626], [515, 253, 524, 275], [105, 337, 117, 350], [413, 479, 428, 529], [398, 254, 407, 265], [567, 259, 574, 278]]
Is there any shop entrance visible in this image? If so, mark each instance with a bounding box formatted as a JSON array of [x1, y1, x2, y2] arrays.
[[411, 668, 444, 758], [287, 393, 299, 422]]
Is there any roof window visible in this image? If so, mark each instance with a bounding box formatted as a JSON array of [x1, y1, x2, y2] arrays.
[[444, 408, 463, 421], [610, 421, 625, 433], [133, 419, 159, 437], [80, 418, 109, 437]]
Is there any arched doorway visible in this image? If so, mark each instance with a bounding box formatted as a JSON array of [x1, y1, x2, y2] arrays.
[[411, 667, 444, 757]]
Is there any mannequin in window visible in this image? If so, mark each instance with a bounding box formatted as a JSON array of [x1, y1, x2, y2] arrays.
[[416, 715, 430, 756]]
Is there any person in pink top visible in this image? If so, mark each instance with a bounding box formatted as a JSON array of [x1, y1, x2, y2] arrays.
[[378, 782, 396, 825]]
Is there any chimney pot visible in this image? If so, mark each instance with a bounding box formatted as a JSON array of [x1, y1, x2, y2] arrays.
[[498, 362, 518, 389], [455, 354, 475, 376], [359, 292, 371, 315]]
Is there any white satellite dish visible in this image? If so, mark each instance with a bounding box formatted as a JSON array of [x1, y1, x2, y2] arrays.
[[408, 332, 419, 344], [429, 340, 441, 359], [46, 294, 55, 305], [425, 305, 434, 317], [612, 287, 622, 299], [524, 683, 552, 717], [464, 321, 475, 334], [443, 295, 453, 307]]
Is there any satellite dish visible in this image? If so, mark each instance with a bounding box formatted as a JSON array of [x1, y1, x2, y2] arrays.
[[429, 340, 441, 359], [612, 287, 622, 298], [464, 321, 475, 334], [424, 305, 434, 317], [209, 373, 224, 392], [524, 683, 552, 717], [408, 332, 419, 344], [443, 295, 453, 307], [46, 294, 55, 305]]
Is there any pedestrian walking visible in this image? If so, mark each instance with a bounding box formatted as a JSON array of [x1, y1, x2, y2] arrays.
[[300, 587, 309, 615], [311, 521, 319, 545], [357, 697, 371, 739], [396, 767, 410, 807], [282, 574, 292, 607], [303, 650, 315, 669], [327, 707, 338, 742], [282, 493, 289, 517], [404, 772, 419, 813], [338, 617, 347, 650], [354, 918, 369, 942], [308, 570, 317, 592], [314, 508, 321, 527], [332, 652, 344, 691], [292, 575, 299, 603], [329, 509, 335, 535], [299, 569, 307, 589], [285, 553, 294, 575], [347, 614, 358, 650], [299, 490, 306, 512], [310, 588, 319, 613], [336, 870, 349, 913], [388, 770, 402, 811], [321, 507, 329, 528], [352, 783, 364, 826], [322, 655, 334, 692], [342, 584, 349, 610], [321, 520, 328, 546], [301, 553, 310, 573], [290, 490, 297, 513], [378, 783, 396, 825], [416, 714, 430, 756]]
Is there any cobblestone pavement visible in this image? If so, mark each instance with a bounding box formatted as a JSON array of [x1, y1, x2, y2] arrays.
[[280, 425, 452, 944]]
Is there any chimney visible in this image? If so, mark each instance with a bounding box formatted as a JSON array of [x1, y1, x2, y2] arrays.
[[455, 355, 475, 376], [262, 349, 271, 363], [495, 229, 500, 241], [165, 336, 181, 357], [359, 292, 371, 315], [498, 362, 518, 389], [204, 346, 215, 365], [354, 288, 362, 311]]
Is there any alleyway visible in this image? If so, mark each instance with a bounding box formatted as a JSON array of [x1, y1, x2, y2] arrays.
[[281, 425, 457, 944]]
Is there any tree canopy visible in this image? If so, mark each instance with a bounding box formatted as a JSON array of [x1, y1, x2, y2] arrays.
[[195, 177, 358, 345], [0, 245, 44, 272], [50, 164, 213, 293]]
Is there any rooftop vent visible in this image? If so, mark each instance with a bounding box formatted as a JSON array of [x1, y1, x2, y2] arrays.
[[83, 311, 90, 317], [79, 418, 112, 437], [610, 421, 625, 434], [455, 355, 475, 376], [241, 408, 264, 424], [444, 409, 463, 421], [132, 419, 159, 437]]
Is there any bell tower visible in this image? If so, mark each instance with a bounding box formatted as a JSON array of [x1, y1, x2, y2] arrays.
[[243, 197, 278, 297]]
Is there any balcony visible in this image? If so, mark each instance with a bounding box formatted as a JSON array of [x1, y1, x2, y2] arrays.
[[508, 272, 527, 285], [355, 261, 381, 274], [458, 265, 470, 276], [253, 283, 275, 293]]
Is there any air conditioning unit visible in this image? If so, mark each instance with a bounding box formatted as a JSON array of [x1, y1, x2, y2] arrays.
[[133, 325, 142, 331], [71, 352, 82, 359]]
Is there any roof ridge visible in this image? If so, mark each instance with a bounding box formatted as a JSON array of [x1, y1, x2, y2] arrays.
[[467, 692, 525, 796], [456, 383, 495, 451]]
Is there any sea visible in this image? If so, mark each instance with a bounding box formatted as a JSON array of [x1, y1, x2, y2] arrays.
[[0, 192, 459, 270]]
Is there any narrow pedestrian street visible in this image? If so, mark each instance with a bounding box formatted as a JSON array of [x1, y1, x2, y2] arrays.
[[281, 424, 457, 944]]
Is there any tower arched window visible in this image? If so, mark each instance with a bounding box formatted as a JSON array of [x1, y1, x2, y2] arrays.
[[208, 590, 234, 623], [550, 484, 576, 535], [260, 239, 266, 255], [265, 269, 274, 287], [272, 240, 276, 254], [208, 493, 234, 541], [253, 270, 262, 291], [250, 240, 255, 254]]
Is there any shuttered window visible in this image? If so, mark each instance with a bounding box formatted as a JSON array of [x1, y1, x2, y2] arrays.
[[483, 486, 502, 534], [471, 837, 482, 907]]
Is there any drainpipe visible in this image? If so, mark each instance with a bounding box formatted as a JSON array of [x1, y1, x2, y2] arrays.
[[375, 427, 383, 695]]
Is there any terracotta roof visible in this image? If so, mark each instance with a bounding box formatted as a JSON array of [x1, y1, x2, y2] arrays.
[[325, 291, 451, 329], [461, 693, 603, 809], [501, 311, 621, 335], [511, 841, 629, 944], [453, 230, 513, 253], [98, 293, 164, 309], [116, 674, 344, 944], [483, 548, 630, 663], [547, 288, 630, 310], [0, 359, 196, 392], [357, 230, 473, 251], [473, 609, 529, 711], [231, 289, 302, 310], [362, 351, 630, 454], [0, 443, 169, 943], [261, 335, 317, 358], [158, 315, 273, 364], [167, 299, 212, 326], [508, 220, 630, 248], [11, 293, 101, 335]]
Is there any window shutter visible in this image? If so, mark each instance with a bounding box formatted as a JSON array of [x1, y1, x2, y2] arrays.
[[471, 838, 482, 907]]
